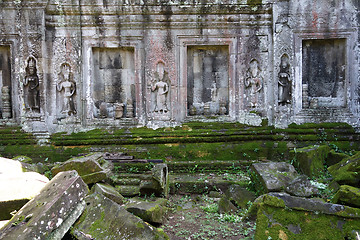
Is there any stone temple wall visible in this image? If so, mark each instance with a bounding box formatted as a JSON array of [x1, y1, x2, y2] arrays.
[[0, 0, 359, 133]]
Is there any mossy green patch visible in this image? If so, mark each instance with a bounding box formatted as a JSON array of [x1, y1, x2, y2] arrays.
[[255, 203, 360, 239], [291, 145, 330, 178]]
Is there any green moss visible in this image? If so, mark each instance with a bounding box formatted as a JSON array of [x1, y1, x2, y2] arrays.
[[89, 210, 105, 233], [136, 222, 145, 229], [255, 203, 360, 239], [155, 228, 170, 240], [246, 0, 262, 7]]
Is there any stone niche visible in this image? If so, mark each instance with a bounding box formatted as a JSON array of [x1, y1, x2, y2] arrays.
[[302, 39, 346, 109], [187, 46, 229, 116], [92, 48, 135, 119], [0, 46, 12, 119]]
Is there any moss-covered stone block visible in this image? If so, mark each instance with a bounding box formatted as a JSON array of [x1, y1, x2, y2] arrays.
[[51, 153, 108, 184], [255, 192, 360, 240], [291, 145, 330, 178], [326, 149, 349, 167], [73, 194, 168, 239], [328, 151, 360, 186], [126, 197, 168, 224], [218, 197, 237, 214], [225, 185, 256, 209], [332, 185, 360, 208], [0, 171, 88, 239], [91, 183, 125, 205], [116, 185, 140, 197], [250, 162, 299, 195]]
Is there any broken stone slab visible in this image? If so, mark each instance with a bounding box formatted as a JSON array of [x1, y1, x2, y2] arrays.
[[332, 185, 360, 208], [0, 157, 49, 221], [90, 183, 125, 205], [140, 163, 169, 197], [225, 185, 256, 209], [250, 162, 298, 194], [218, 197, 238, 214], [51, 153, 109, 184], [290, 145, 330, 178], [125, 197, 168, 224], [254, 192, 360, 239], [0, 170, 88, 240], [72, 193, 169, 240], [285, 175, 319, 197], [328, 151, 360, 187]]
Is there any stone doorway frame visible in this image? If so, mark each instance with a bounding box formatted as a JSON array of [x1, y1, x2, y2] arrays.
[[293, 30, 357, 116], [82, 36, 145, 126], [177, 35, 237, 122]]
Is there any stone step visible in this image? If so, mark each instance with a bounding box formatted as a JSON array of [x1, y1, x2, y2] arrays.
[[169, 172, 250, 195], [114, 160, 260, 175], [167, 160, 260, 173]]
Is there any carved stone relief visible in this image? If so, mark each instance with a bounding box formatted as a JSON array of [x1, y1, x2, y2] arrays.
[[278, 54, 291, 105], [57, 63, 76, 116], [302, 39, 346, 108], [187, 46, 229, 116], [23, 56, 40, 113], [151, 61, 169, 114], [92, 48, 135, 119], [245, 59, 263, 108]]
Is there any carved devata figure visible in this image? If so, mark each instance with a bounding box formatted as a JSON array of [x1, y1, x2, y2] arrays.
[[57, 63, 76, 116], [151, 61, 169, 113], [245, 59, 262, 108], [278, 54, 291, 105], [24, 57, 40, 112]]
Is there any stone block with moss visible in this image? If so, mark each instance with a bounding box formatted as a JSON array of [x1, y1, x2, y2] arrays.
[[326, 149, 349, 167], [328, 151, 360, 187], [250, 162, 299, 195], [225, 185, 256, 209], [126, 197, 168, 224], [254, 192, 360, 240], [0, 171, 88, 240], [332, 185, 360, 208], [91, 183, 125, 205], [51, 152, 109, 184], [291, 145, 330, 178], [73, 193, 168, 239]]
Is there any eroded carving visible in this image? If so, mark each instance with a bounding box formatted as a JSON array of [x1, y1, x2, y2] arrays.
[[245, 59, 262, 108], [57, 63, 76, 116], [92, 48, 135, 119], [302, 39, 346, 108], [24, 57, 40, 112], [187, 46, 229, 116], [278, 54, 291, 105], [151, 61, 169, 114]]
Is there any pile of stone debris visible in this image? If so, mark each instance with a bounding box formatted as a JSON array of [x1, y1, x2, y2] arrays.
[[0, 154, 169, 240]]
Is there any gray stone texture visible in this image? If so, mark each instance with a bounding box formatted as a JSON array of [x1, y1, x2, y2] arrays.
[[0, 170, 88, 240], [250, 162, 299, 194], [0, 0, 358, 132], [285, 175, 319, 197]]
